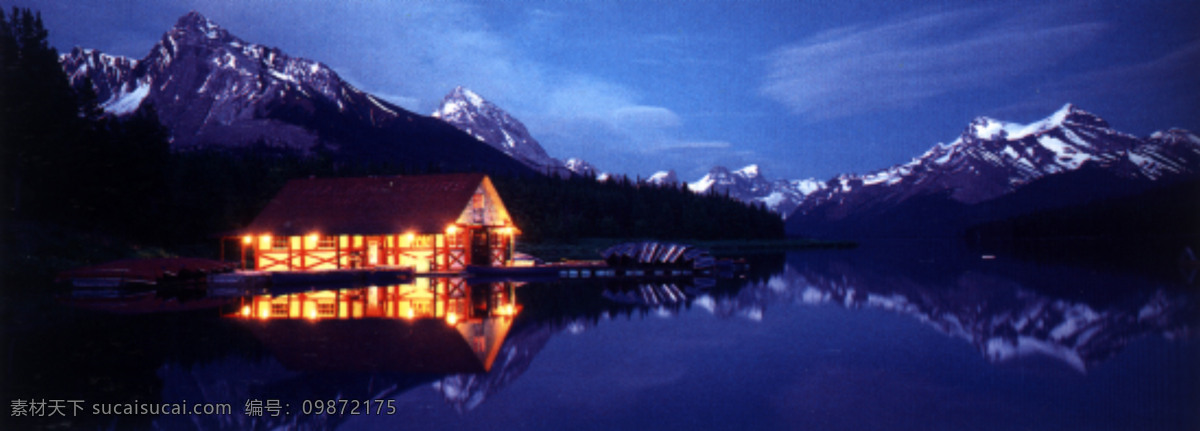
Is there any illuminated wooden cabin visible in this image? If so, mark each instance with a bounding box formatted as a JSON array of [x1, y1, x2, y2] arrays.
[[242, 173, 518, 272]]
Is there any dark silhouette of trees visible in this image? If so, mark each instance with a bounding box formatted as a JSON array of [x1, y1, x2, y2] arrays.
[[491, 174, 783, 242]]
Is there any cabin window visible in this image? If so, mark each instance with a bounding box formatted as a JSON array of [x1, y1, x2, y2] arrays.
[[447, 231, 463, 248], [411, 234, 434, 248], [317, 302, 336, 317], [318, 236, 336, 249], [471, 193, 485, 223], [271, 236, 289, 250]]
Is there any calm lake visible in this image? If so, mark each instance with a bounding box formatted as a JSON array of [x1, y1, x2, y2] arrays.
[[4, 244, 1199, 430]]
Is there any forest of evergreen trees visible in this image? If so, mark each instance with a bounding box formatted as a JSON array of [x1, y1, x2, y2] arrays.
[[2, 7, 781, 254]]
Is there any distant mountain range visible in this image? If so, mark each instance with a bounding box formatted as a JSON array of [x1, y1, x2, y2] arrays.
[[60, 11, 534, 176], [58, 12, 1199, 240], [784, 104, 1200, 238]]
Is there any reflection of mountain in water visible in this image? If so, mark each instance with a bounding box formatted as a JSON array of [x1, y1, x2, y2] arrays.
[[434, 324, 555, 412], [432, 275, 733, 412], [144, 248, 1193, 428], [706, 249, 1198, 372]]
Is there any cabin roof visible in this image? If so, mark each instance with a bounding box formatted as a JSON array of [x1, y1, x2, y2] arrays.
[[245, 173, 491, 236]]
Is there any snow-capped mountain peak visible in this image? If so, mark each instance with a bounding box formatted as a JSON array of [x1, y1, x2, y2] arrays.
[[647, 170, 679, 186], [735, 164, 760, 178], [432, 86, 565, 173], [174, 10, 226, 40], [683, 165, 818, 217], [961, 103, 1109, 145], [564, 158, 598, 177], [786, 104, 1200, 238]]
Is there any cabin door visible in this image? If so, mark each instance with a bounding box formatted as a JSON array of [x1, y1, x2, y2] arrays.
[[470, 230, 490, 267], [367, 239, 380, 267]]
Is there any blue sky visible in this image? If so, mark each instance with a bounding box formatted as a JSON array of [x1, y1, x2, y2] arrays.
[[12, 0, 1200, 181]]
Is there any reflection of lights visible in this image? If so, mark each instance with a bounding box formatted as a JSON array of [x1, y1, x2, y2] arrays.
[[495, 304, 516, 316], [240, 305, 251, 317], [307, 308, 318, 320], [406, 308, 415, 320], [446, 312, 458, 325]]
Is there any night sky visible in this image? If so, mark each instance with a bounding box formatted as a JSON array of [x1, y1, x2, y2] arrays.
[[11, 0, 1200, 181]]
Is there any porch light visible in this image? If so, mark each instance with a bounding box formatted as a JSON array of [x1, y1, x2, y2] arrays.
[[446, 225, 458, 235], [240, 305, 251, 317], [446, 312, 459, 325], [242, 235, 253, 245]]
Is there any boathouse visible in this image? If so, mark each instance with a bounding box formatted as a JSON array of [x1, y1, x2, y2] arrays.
[[242, 173, 519, 272]]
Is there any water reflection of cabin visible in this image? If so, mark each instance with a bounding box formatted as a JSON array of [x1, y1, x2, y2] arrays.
[[242, 173, 518, 273], [231, 280, 519, 373]]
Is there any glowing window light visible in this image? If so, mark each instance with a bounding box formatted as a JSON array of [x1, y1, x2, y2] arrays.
[[258, 307, 270, 320], [307, 308, 318, 320]]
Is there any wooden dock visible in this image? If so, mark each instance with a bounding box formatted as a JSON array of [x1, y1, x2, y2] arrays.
[[208, 267, 415, 290]]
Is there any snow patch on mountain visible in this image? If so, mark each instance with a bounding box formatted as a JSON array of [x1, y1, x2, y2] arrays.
[[684, 165, 823, 217], [432, 86, 608, 177], [786, 103, 1200, 236], [59, 11, 416, 152], [647, 170, 680, 186]]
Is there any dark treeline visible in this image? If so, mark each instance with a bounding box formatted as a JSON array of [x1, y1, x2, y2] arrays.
[[493, 174, 783, 242], [2, 7, 780, 252]]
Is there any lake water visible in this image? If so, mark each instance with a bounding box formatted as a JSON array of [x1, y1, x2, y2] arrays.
[[4, 245, 1199, 430]]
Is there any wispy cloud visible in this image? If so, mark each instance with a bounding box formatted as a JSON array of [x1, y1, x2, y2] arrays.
[[987, 39, 1200, 124], [760, 5, 1107, 120], [648, 140, 732, 152]]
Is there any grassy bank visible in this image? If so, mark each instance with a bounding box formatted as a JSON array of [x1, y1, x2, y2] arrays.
[[516, 237, 855, 262]]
